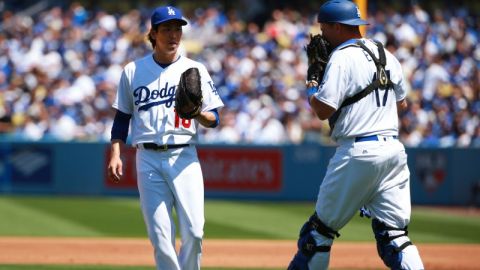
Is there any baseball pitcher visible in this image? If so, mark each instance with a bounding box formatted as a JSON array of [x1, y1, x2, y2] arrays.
[[107, 6, 224, 270], [288, 1, 424, 269]]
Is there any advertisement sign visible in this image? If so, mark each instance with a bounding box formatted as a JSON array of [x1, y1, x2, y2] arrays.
[[0, 146, 7, 185], [198, 148, 282, 191], [415, 151, 447, 193], [10, 146, 52, 185]]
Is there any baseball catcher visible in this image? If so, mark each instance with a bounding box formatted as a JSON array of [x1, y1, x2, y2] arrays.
[[175, 67, 203, 119], [305, 34, 332, 86], [289, 0, 425, 269]]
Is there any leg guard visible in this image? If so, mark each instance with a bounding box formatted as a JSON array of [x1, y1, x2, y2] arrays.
[[288, 213, 339, 270], [372, 219, 414, 270]]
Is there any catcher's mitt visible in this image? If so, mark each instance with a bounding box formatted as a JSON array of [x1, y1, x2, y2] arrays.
[[305, 34, 332, 84], [175, 67, 203, 119]]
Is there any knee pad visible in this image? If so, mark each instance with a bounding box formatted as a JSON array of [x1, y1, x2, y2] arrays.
[[372, 219, 413, 270], [288, 213, 339, 270]]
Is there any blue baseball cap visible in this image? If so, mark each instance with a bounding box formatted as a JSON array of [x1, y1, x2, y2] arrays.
[[151, 6, 188, 27], [318, 0, 369, 26]]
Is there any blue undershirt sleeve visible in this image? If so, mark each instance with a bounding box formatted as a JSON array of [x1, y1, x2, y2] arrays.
[[111, 110, 131, 143]]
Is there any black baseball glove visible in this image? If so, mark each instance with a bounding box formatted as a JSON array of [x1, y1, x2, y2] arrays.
[[175, 67, 203, 119], [305, 34, 332, 84]]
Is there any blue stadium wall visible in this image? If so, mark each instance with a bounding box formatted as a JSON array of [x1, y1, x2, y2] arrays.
[[0, 141, 478, 206]]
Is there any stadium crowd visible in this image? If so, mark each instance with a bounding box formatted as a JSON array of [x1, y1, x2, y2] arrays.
[[0, 2, 479, 147]]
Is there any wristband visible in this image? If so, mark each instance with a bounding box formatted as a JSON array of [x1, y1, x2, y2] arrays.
[[306, 86, 318, 100]]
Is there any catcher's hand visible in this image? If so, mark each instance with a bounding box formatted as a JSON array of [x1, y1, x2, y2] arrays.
[[175, 67, 203, 119], [305, 34, 332, 84]]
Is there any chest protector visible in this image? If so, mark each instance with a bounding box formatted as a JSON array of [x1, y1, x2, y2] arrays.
[[328, 40, 394, 130]]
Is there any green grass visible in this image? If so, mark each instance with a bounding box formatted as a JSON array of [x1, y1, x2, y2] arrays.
[[0, 196, 477, 270], [0, 195, 479, 243], [409, 207, 480, 243], [204, 200, 313, 239], [0, 196, 146, 237]]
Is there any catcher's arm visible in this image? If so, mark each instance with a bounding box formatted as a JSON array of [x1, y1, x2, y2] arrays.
[[310, 97, 336, 121], [305, 80, 336, 121], [306, 66, 336, 121], [397, 99, 407, 111], [305, 34, 335, 120]]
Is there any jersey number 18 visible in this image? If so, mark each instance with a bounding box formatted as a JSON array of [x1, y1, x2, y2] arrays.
[[174, 110, 192, 128]]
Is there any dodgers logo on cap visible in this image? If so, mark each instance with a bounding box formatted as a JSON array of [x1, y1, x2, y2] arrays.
[[151, 6, 188, 26]]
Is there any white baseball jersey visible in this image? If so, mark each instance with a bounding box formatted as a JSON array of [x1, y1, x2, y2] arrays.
[[113, 54, 224, 145], [314, 38, 406, 141]]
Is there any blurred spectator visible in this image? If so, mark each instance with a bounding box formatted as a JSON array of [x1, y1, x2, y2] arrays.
[[0, 1, 478, 147]]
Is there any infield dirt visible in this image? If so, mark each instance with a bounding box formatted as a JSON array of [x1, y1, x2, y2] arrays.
[[0, 237, 479, 269]]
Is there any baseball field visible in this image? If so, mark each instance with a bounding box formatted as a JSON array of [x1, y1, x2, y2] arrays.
[[0, 196, 479, 270]]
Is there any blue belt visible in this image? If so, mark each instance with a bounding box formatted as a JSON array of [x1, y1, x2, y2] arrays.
[[355, 135, 398, 142]]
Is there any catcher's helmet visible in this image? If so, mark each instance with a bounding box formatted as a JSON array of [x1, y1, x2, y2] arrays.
[[317, 0, 369, 26]]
